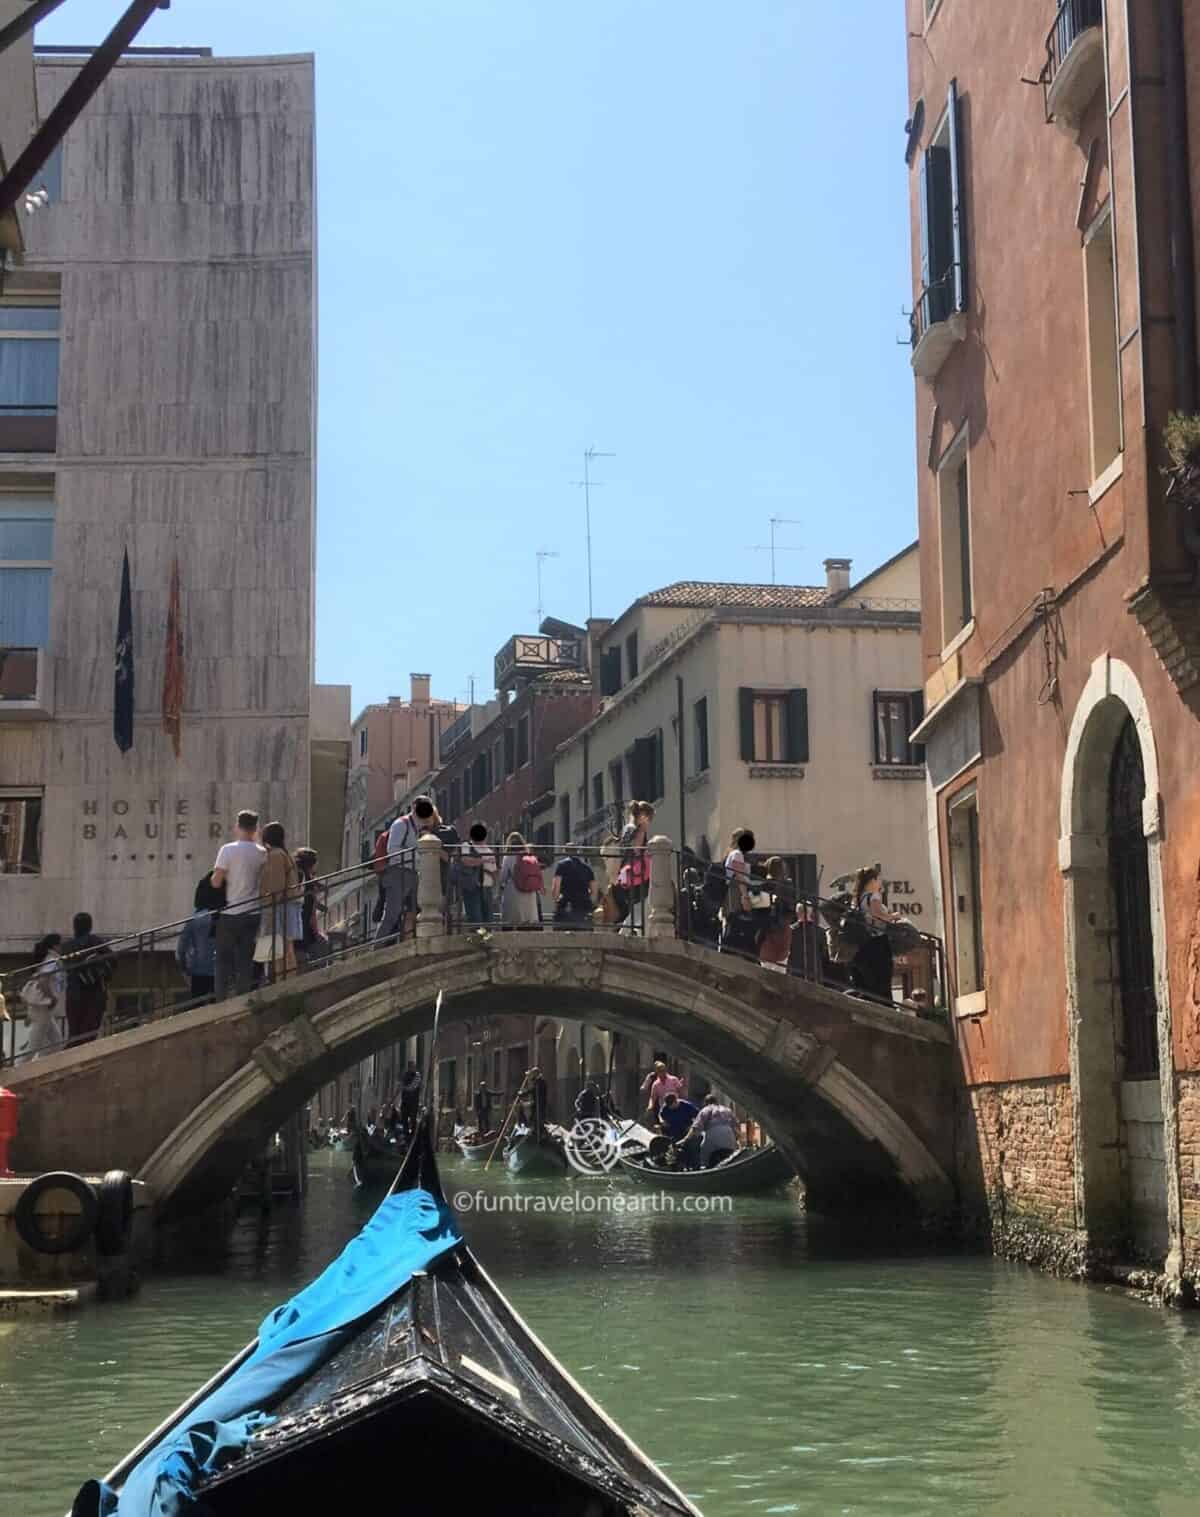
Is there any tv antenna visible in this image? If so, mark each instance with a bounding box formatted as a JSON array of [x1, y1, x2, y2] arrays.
[[745, 516, 805, 583], [466, 673, 481, 706], [574, 447, 614, 620], [535, 549, 560, 627]]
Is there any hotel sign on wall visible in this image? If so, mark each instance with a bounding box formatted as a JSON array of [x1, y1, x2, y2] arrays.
[[79, 796, 229, 861]]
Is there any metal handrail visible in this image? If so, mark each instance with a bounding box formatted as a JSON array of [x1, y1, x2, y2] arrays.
[[676, 855, 948, 1020], [0, 842, 948, 1065]]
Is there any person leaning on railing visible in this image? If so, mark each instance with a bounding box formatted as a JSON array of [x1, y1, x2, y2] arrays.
[[294, 847, 331, 967]]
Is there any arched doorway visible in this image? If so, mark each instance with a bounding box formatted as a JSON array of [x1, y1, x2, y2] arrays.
[[1060, 658, 1176, 1267]]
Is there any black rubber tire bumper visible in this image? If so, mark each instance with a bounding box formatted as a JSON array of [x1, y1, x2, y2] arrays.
[[14, 1171, 98, 1255]]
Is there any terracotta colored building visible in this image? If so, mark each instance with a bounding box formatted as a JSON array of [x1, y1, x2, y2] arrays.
[[432, 625, 596, 844], [344, 674, 463, 864], [904, 0, 1200, 1293]]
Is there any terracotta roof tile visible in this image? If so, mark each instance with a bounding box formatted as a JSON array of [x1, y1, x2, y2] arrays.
[[638, 581, 834, 611]]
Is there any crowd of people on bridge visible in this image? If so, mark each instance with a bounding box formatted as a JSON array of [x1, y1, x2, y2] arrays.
[[7, 797, 937, 1065], [8, 913, 115, 1061], [370, 795, 656, 940]]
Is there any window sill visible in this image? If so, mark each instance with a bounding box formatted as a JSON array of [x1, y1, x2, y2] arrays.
[[911, 312, 966, 382], [954, 990, 987, 1020], [939, 618, 976, 663], [1088, 452, 1123, 506], [747, 763, 806, 780], [684, 770, 711, 793], [871, 764, 925, 780]]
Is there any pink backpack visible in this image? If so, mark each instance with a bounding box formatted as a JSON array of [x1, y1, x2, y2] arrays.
[[514, 854, 544, 893]]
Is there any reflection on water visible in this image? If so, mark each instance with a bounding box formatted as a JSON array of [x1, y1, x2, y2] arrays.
[[5, 1150, 1200, 1515]]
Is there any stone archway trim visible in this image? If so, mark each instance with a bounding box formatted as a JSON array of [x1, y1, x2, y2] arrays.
[[137, 939, 954, 1214], [1057, 651, 1181, 1279], [1059, 653, 1162, 849]]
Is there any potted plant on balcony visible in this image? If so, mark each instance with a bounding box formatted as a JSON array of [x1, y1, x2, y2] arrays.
[[1162, 411, 1200, 561]]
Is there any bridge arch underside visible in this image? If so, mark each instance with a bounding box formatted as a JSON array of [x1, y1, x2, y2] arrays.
[[136, 941, 955, 1226]]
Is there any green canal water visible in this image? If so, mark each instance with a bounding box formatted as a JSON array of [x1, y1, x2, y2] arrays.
[[6, 1150, 1200, 1515]]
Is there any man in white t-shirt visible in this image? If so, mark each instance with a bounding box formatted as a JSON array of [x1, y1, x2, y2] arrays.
[[211, 809, 267, 998]]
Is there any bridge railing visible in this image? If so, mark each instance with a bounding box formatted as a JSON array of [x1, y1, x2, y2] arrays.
[[0, 833, 947, 1065], [674, 855, 948, 1019]]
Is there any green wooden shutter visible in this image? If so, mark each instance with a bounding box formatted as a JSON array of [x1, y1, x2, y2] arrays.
[[600, 647, 622, 696], [786, 688, 809, 763], [918, 150, 931, 307], [908, 690, 926, 766], [739, 688, 755, 761], [947, 77, 966, 312]]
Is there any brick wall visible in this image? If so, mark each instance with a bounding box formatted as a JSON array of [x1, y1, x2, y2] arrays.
[[958, 1077, 1083, 1272], [1177, 1073, 1200, 1278]]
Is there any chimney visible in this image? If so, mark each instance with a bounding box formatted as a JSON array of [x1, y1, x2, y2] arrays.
[[586, 617, 613, 673], [824, 558, 851, 595], [410, 672, 431, 708]]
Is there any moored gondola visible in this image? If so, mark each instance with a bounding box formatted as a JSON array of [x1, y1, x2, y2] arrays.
[[618, 1142, 795, 1196], [504, 1125, 569, 1177], [72, 1106, 699, 1517], [456, 1129, 501, 1162]]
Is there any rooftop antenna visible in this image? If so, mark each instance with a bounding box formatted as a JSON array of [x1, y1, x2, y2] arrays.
[[574, 447, 614, 621], [535, 549, 560, 627], [466, 673, 481, 706], [745, 517, 805, 583]]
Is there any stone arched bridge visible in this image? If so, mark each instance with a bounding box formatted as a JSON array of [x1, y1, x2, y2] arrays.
[[5, 932, 956, 1224]]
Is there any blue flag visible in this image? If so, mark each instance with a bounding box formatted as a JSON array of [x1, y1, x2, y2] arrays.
[[114, 548, 134, 752]]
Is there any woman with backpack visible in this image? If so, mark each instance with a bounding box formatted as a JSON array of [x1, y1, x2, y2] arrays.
[[19, 933, 65, 1061], [849, 863, 901, 1001], [499, 831, 543, 929]]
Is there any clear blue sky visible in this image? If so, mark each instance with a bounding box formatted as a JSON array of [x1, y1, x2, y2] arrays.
[[40, 1, 917, 715]]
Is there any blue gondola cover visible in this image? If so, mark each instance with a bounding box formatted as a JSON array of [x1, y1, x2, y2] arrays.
[[78, 1187, 462, 1515]]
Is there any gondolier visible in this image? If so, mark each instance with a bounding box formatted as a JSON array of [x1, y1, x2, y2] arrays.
[[473, 1078, 503, 1133]]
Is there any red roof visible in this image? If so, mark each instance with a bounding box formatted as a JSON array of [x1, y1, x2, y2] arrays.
[[638, 581, 834, 611]]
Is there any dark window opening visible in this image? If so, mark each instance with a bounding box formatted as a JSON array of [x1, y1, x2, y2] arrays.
[[694, 696, 710, 773], [1109, 717, 1158, 1077]]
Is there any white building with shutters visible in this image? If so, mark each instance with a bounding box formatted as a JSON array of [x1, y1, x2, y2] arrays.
[[552, 545, 934, 925]]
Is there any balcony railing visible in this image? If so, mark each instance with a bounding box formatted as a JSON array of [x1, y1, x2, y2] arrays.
[[1045, 0, 1102, 89], [909, 267, 958, 350], [1041, 0, 1104, 128], [494, 633, 584, 691]]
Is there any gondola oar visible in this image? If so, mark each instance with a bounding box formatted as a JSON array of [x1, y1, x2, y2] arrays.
[[485, 1073, 531, 1172]]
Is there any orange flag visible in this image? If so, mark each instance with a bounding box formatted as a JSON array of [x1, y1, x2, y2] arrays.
[[162, 555, 184, 759]]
